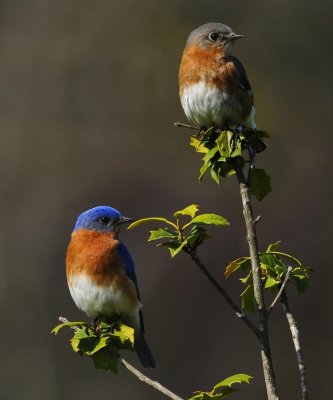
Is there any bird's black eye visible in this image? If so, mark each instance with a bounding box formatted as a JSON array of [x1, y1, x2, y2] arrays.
[[99, 216, 111, 224], [208, 32, 219, 41]]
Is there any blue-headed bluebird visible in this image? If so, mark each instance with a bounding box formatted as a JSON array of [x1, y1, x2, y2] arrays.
[[66, 206, 155, 368], [179, 22, 269, 152]]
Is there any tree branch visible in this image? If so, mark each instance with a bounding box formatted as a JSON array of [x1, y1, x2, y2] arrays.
[[120, 358, 185, 400], [233, 162, 279, 400], [280, 291, 309, 400], [268, 266, 292, 314], [185, 249, 261, 339], [173, 121, 200, 131]]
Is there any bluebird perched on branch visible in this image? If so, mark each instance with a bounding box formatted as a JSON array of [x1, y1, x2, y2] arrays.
[[179, 22, 266, 152], [66, 206, 155, 368]]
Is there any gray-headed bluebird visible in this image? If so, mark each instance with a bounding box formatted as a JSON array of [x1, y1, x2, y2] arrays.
[[66, 206, 155, 368]]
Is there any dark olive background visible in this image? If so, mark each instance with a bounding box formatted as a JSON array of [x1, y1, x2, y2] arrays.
[[0, 1, 331, 399]]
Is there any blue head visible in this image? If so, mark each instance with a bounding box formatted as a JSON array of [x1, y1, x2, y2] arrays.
[[73, 206, 133, 233]]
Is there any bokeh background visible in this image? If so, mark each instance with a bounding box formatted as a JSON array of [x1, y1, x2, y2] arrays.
[[0, 1, 332, 399]]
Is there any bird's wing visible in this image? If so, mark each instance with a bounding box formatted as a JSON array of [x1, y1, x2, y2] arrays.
[[230, 56, 253, 99], [118, 242, 145, 332]]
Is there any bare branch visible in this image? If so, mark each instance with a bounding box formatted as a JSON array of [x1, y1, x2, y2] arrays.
[[268, 266, 292, 314], [280, 291, 309, 400], [233, 162, 279, 400], [186, 249, 261, 339], [120, 358, 185, 400], [173, 121, 200, 131]]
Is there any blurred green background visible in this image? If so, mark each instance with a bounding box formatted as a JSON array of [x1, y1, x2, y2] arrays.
[[0, 1, 331, 399]]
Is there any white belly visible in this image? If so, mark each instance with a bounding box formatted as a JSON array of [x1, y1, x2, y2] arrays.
[[68, 274, 141, 328], [181, 81, 256, 129]]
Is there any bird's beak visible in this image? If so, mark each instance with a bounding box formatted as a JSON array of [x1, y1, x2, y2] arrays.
[[227, 33, 245, 42], [118, 216, 134, 225]]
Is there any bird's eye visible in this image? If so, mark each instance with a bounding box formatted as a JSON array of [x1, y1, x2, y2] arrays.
[[99, 216, 111, 224], [208, 32, 219, 41]]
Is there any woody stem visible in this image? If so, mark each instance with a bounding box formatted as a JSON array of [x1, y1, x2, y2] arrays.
[[120, 358, 185, 400], [233, 161, 279, 400], [280, 290, 309, 400]]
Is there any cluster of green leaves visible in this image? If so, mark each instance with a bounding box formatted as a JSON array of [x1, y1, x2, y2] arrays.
[[225, 241, 312, 312], [52, 318, 134, 373], [128, 204, 229, 256], [189, 373, 252, 400], [190, 128, 271, 201]]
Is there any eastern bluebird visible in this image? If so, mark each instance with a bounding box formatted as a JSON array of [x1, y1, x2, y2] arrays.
[[179, 22, 265, 151], [66, 206, 155, 368]]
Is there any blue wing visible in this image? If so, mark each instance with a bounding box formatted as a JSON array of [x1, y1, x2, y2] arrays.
[[118, 242, 139, 297], [118, 242, 145, 332], [118, 243, 144, 332]]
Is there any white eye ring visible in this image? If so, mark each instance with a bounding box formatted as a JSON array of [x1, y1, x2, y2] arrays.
[[208, 32, 219, 41]]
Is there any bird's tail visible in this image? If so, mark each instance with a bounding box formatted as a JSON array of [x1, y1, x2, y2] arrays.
[[134, 333, 155, 368], [246, 130, 268, 153]]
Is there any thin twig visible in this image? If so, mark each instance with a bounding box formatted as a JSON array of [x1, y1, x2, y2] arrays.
[[233, 162, 279, 400], [186, 249, 261, 339], [120, 358, 185, 400], [173, 121, 200, 131], [59, 316, 80, 331], [268, 266, 292, 314], [280, 291, 309, 400]]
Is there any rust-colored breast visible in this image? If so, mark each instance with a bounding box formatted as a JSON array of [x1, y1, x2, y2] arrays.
[[66, 230, 138, 305], [179, 45, 226, 93], [66, 229, 138, 307], [179, 45, 253, 120]]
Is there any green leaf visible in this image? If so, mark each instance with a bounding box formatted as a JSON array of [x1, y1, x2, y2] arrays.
[[51, 321, 87, 334], [91, 347, 119, 373], [264, 276, 280, 289], [203, 147, 219, 163], [216, 130, 231, 158], [199, 160, 212, 181], [87, 336, 109, 355], [210, 164, 221, 184], [127, 217, 177, 230], [174, 204, 199, 218], [225, 257, 251, 278], [219, 161, 236, 177], [269, 251, 302, 266], [292, 274, 310, 293], [148, 228, 177, 241], [266, 241, 282, 252], [239, 271, 252, 284], [241, 284, 255, 313], [250, 168, 272, 201], [190, 136, 209, 154], [190, 214, 229, 227], [214, 373, 253, 389], [189, 373, 252, 400], [158, 241, 184, 257], [112, 324, 135, 346]]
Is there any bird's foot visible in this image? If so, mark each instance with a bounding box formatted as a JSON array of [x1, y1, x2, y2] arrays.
[[196, 126, 207, 138], [230, 126, 243, 154], [109, 315, 122, 333]]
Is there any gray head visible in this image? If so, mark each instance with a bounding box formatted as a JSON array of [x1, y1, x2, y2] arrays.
[[185, 22, 244, 52]]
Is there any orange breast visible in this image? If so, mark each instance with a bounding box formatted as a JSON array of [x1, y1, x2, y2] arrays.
[[179, 45, 253, 122], [66, 230, 138, 306]]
